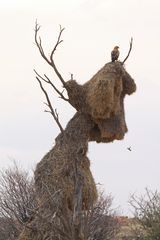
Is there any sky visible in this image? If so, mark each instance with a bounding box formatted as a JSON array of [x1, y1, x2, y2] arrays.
[[0, 0, 160, 215]]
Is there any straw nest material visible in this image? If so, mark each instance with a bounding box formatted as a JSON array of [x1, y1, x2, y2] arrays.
[[66, 61, 136, 142], [34, 113, 97, 209]]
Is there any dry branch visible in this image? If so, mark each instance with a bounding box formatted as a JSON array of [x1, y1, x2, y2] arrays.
[[34, 20, 66, 87], [36, 76, 64, 133], [34, 70, 68, 101], [122, 37, 133, 64], [50, 25, 65, 60]]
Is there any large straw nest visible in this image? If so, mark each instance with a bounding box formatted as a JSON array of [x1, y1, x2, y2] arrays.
[[34, 113, 98, 210], [66, 61, 136, 143]]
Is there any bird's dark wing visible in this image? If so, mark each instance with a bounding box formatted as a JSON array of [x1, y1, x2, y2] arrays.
[[111, 50, 115, 61], [111, 50, 119, 62]]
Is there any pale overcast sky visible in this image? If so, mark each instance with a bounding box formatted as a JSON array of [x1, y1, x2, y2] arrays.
[[0, 0, 160, 215]]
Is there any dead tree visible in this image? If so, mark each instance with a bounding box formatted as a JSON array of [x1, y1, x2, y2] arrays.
[[19, 22, 136, 240]]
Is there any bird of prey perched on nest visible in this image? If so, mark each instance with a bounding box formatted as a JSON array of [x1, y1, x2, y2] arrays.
[[111, 46, 120, 62]]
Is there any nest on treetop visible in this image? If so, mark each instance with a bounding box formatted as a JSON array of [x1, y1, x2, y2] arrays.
[[66, 61, 136, 143]]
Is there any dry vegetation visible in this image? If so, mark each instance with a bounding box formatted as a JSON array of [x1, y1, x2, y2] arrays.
[[0, 163, 37, 240]]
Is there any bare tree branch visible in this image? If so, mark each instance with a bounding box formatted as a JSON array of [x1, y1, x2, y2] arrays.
[[34, 20, 51, 66], [34, 20, 66, 87], [50, 25, 65, 60], [122, 37, 133, 65], [36, 76, 64, 133], [34, 70, 69, 101]]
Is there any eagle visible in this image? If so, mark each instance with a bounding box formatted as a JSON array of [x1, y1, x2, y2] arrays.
[[111, 46, 120, 62]]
